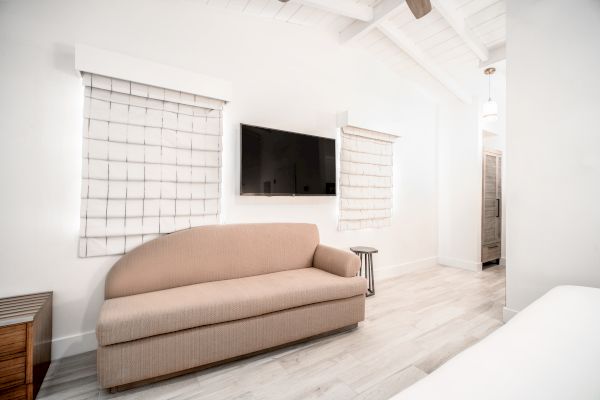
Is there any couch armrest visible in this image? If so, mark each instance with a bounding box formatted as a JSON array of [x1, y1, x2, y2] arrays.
[[313, 244, 361, 277]]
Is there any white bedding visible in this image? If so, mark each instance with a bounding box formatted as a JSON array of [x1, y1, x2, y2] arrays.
[[391, 285, 600, 400]]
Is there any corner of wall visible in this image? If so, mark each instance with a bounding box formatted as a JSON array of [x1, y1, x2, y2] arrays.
[[437, 257, 482, 272], [502, 306, 518, 323], [52, 330, 97, 360]]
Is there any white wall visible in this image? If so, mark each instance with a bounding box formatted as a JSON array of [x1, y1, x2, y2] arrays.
[[436, 97, 483, 271], [436, 61, 507, 272], [505, 0, 600, 315], [0, 0, 440, 358]]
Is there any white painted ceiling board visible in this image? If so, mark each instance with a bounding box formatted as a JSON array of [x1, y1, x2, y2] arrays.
[[479, 27, 505, 45], [332, 16, 356, 31], [401, 12, 449, 43], [288, 6, 321, 25], [458, 0, 499, 16], [466, 0, 505, 28], [443, 54, 479, 73], [473, 14, 504, 32], [388, 7, 416, 28], [296, 0, 374, 21], [207, 0, 228, 8], [316, 12, 345, 29], [434, 42, 472, 63], [244, 0, 271, 16], [427, 35, 464, 57], [417, 27, 456, 50], [260, 1, 285, 17], [227, 0, 251, 12], [357, 28, 387, 48], [198, 0, 506, 101], [274, 3, 303, 21], [360, 0, 383, 6]]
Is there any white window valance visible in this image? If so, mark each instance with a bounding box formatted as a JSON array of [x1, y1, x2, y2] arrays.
[[338, 126, 396, 231], [79, 72, 224, 257]]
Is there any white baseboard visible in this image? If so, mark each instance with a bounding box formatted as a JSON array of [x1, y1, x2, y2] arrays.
[[52, 330, 97, 360], [376, 256, 438, 280], [500, 257, 506, 267], [502, 306, 518, 323], [437, 256, 482, 272]]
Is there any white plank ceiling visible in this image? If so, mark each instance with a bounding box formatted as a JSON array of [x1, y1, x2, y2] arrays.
[[201, 0, 506, 101]]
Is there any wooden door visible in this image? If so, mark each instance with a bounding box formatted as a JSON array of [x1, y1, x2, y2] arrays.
[[482, 150, 502, 262]]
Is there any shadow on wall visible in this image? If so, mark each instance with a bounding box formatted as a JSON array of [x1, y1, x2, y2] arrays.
[[52, 248, 115, 360], [53, 43, 80, 79]]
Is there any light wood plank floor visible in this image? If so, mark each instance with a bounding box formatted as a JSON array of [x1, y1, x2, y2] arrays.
[[38, 264, 505, 400]]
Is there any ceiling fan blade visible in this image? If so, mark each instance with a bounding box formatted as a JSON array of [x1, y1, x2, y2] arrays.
[[406, 0, 432, 19]]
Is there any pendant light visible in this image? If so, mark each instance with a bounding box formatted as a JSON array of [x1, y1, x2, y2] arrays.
[[482, 67, 498, 122]]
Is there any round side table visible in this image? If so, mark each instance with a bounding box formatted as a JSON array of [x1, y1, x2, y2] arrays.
[[350, 246, 378, 297]]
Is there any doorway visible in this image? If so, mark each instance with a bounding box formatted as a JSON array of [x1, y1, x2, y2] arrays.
[[481, 148, 503, 269]]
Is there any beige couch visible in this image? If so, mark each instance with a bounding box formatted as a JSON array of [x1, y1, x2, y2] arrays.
[[96, 223, 366, 390]]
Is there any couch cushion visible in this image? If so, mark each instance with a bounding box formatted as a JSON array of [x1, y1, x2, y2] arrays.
[[97, 268, 367, 346]]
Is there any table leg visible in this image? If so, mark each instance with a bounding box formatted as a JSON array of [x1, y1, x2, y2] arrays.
[[359, 253, 363, 276], [367, 253, 375, 297]]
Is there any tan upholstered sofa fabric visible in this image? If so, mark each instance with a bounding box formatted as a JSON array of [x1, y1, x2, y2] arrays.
[[97, 268, 367, 346], [105, 223, 320, 299], [313, 244, 361, 277], [97, 295, 365, 388], [97, 223, 366, 389]]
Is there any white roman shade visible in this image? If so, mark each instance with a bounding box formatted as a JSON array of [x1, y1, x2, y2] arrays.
[[79, 72, 224, 257], [338, 126, 396, 231]]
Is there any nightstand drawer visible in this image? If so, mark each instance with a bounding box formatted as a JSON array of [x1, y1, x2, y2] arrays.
[[0, 356, 26, 390], [0, 292, 52, 399], [0, 384, 27, 400], [0, 325, 26, 359]]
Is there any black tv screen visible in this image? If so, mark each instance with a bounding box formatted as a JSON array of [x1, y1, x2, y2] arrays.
[[240, 124, 336, 196]]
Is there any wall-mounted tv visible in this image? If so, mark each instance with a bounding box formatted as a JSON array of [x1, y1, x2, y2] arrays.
[[240, 124, 336, 196]]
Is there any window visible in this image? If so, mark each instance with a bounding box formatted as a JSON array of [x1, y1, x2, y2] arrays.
[[79, 73, 224, 257], [338, 126, 394, 230]]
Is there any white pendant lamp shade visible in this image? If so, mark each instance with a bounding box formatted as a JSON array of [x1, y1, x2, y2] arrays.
[[482, 99, 498, 122], [482, 67, 498, 122]]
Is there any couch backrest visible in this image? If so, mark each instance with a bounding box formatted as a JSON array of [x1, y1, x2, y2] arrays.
[[104, 223, 320, 299]]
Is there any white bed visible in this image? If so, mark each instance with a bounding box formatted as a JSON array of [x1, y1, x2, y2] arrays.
[[391, 285, 600, 400]]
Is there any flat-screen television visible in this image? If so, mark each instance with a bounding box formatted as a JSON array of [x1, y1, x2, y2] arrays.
[[240, 124, 336, 196]]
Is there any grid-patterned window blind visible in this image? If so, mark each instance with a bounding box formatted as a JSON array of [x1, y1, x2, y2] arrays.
[[338, 126, 395, 231], [79, 72, 224, 257]]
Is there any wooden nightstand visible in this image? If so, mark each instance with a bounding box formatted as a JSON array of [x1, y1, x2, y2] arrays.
[[0, 292, 52, 400]]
